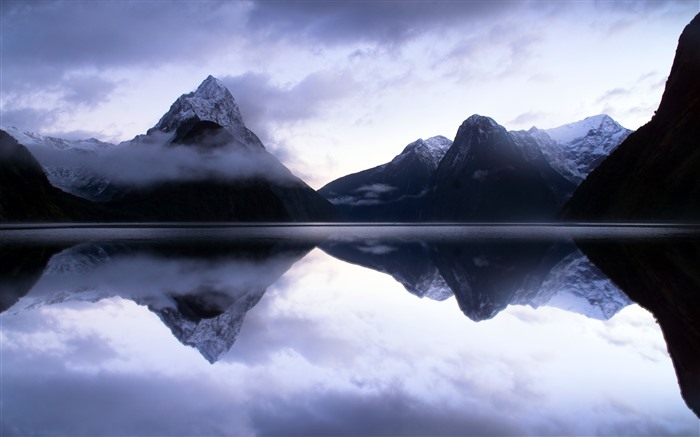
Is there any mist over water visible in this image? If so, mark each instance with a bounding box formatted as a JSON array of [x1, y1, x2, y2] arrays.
[[1, 224, 698, 435]]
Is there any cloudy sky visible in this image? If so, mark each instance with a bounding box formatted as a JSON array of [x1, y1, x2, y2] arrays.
[[1, 1, 698, 188]]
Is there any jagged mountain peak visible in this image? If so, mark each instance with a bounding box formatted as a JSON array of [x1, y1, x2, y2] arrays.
[[545, 114, 626, 145], [194, 75, 230, 99], [447, 114, 512, 158], [402, 135, 452, 152], [398, 135, 452, 168], [461, 114, 500, 130], [536, 114, 631, 184], [450, 115, 509, 154], [151, 75, 246, 136]]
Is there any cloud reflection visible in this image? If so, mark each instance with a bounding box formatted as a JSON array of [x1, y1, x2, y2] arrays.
[[1, 237, 698, 435]]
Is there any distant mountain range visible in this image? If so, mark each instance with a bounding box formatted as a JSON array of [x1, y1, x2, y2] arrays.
[[320, 114, 630, 221]]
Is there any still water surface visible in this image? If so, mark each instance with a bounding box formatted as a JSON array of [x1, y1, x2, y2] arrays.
[[1, 225, 699, 435]]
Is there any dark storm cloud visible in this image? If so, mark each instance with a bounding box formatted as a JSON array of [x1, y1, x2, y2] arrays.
[[0, 0, 246, 110], [1, 1, 245, 69], [246, 0, 522, 46], [1, 350, 249, 436], [247, 388, 523, 436]]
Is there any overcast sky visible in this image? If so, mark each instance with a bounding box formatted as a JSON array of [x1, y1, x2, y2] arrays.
[[1, 1, 698, 188]]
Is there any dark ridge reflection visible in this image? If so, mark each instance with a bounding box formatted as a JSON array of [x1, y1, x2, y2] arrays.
[[321, 239, 630, 322], [577, 238, 700, 417], [1, 224, 699, 421]]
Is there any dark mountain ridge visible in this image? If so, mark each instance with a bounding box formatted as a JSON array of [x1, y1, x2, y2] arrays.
[[429, 115, 574, 221], [321, 113, 634, 222], [319, 136, 452, 221], [0, 131, 131, 222]]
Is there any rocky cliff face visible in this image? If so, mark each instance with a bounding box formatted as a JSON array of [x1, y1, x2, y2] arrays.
[[564, 14, 700, 221], [0, 130, 123, 221], [564, 13, 700, 417], [429, 115, 568, 221]]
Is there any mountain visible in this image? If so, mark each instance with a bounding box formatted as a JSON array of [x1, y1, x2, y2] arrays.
[[429, 115, 574, 221], [0, 130, 124, 221], [512, 115, 631, 185], [148, 75, 265, 151], [1, 127, 117, 201], [320, 115, 582, 222], [542, 115, 631, 184], [318, 136, 451, 221], [109, 76, 339, 221], [564, 13, 700, 221], [1, 76, 339, 222]]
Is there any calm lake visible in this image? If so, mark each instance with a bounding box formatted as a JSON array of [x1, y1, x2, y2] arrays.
[[1, 224, 699, 436]]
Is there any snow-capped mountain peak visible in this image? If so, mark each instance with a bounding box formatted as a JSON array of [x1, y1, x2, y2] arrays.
[[193, 75, 232, 100], [544, 114, 623, 145], [398, 135, 452, 169], [151, 75, 246, 135], [528, 114, 632, 184]]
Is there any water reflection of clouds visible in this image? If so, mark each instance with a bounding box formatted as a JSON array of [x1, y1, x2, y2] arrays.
[[1, 249, 697, 435]]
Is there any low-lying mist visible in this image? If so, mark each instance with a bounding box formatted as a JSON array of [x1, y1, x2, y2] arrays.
[[30, 133, 298, 187]]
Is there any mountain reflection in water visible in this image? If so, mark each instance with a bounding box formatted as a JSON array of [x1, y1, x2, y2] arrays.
[[1, 224, 698, 435]]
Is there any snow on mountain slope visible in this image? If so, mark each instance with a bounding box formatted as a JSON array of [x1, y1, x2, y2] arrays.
[[392, 135, 453, 170], [152, 75, 244, 133], [2, 126, 115, 153], [2, 126, 117, 200], [537, 115, 632, 184], [149, 75, 264, 150]]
